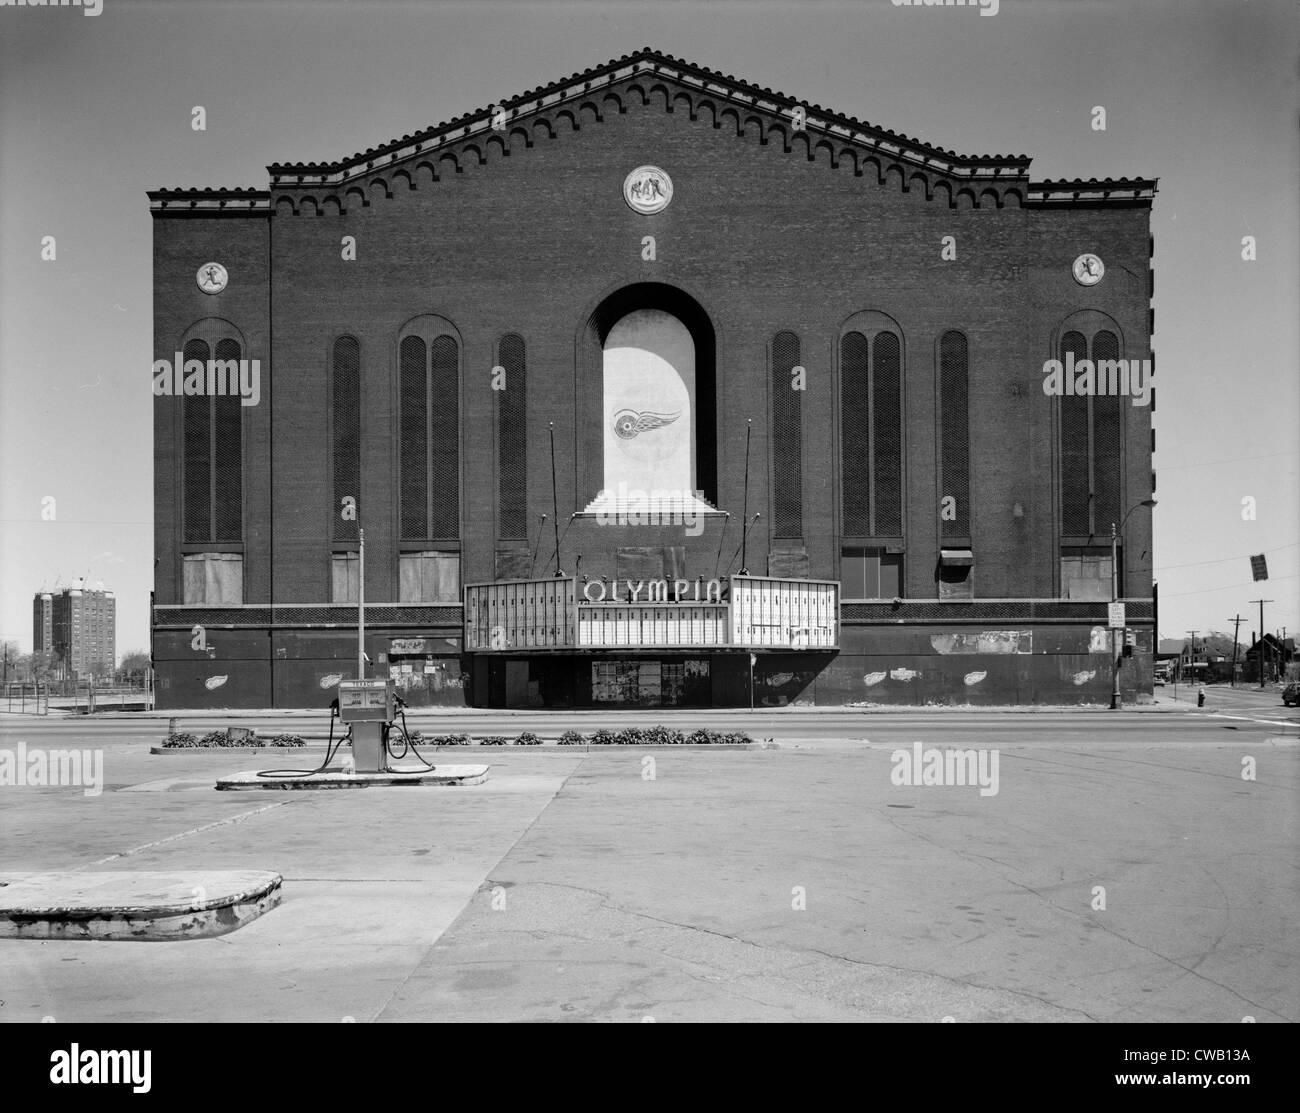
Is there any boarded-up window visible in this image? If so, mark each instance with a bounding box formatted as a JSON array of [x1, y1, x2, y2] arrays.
[[771, 331, 802, 538], [399, 552, 460, 603], [182, 553, 244, 604], [841, 547, 902, 600], [331, 551, 359, 604], [1060, 553, 1114, 600]]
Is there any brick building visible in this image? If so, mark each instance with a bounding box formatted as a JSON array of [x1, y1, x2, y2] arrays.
[[149, 48, 1157, 709], [34, 582, 116, 679]]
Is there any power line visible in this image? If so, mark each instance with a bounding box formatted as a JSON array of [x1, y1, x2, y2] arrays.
[[1160, 573, 1299, 599], [1155, 542, 1300, 573]]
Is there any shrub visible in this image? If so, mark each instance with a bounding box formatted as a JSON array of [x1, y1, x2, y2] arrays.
[[614, 727, 644, 745], [162, 731, 199, 748], [513, 731, 542, 746], [588, 727, 618, 746], [479, 735, 509, 746], [557, 730, 586, 746], [200, 729, 233, 747], [265, 733, 306, 748], [426, 732, 470, 746], [642, 724, 686, 746], [685, 728, 714, 746]]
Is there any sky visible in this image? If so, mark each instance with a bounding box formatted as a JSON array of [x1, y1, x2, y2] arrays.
[[0, 0, 1296, 659]]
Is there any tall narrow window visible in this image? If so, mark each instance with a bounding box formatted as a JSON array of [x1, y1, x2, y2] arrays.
[[841, 331, 871, 535], [1059, 328, 1124, 537], [1092, 330, 1122, 534], [840, 327, 903, 537], [498, 333, 527, 540], [429, 335, 459, 539], [399, 335, 428, 540], [182, 338, 211, 543], [771, 331, 802, 538], [1060, 330, 1090, 535], [938, 330, 970, 538], [183, 336, 243, 543], [332, 336, 360, 542], [872, 332, 902, 535], [212, 338, 243, 541]]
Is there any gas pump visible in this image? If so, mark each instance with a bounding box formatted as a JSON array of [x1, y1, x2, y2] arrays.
[[336, 678, 399, 773]]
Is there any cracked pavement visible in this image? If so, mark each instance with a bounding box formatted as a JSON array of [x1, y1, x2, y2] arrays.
[[1, 712, 1296, 1022]]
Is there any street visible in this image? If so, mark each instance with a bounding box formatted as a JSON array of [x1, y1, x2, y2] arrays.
[[1, 706, 1296, 1023]]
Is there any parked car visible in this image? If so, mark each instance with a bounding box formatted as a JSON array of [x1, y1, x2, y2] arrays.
[[1282, 681, 1300, 708]]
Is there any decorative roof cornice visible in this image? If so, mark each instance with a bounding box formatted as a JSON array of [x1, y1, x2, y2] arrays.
[[1025, 177, 1158, 206], [146, 49, 1155, 211], [148, 187, 270, 215], [264, 47, 1034, 188]]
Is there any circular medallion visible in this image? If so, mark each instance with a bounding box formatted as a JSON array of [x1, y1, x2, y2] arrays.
[[197, 262, 228, 294], [1071, 253, 1104, 286], [623, 166, 673, 214]]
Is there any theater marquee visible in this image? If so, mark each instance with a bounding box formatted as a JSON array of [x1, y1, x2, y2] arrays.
[[464, 575, 839, 652]]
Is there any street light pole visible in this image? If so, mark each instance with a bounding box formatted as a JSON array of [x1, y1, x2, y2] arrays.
[[1110, 522, 1120, 710], [1110, 498, 1157, 711]]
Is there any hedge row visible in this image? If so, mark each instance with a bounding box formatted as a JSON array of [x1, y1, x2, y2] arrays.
[[559, 726, 753, 746], [163, 729, 306, 748]]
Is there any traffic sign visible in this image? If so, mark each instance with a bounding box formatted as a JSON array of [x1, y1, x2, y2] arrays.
[[1250, 554, 1268, 581], [1108, 602, 1126, 629]]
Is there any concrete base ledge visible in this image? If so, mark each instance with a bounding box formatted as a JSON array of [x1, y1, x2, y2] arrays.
[[215, 764, 490, 790], [0, 870, 281, 941], [156, 742, 770, 754]]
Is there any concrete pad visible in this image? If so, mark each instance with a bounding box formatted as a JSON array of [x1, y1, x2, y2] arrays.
[[214, 764, 490, 790], [0, 870, 281, 942]]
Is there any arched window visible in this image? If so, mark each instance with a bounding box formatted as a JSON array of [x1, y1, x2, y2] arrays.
[[182, 336, 243, 543], [840, 326, 903, 537], [938, 330, 970, 538], [497, 333, 527, 540], [331, 336, 360, 543], [400, 329, 462, 541], [398, 318, 461, 604], [770, 331, 802, 538], [1059, 327, 1124, 538]]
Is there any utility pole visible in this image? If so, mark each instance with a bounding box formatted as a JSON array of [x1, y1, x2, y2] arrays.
[[1249, 599, 1272, 687], [1229, 614, 1242, 687], [1186, 630, 1199, 696], [1110, 522, 1120, 709]]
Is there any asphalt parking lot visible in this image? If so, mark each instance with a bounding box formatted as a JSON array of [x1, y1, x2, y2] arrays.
[[1, 707, 1297, 1022]]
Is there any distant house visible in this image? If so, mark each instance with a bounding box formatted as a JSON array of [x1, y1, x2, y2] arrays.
[[1244, 634, 1295, 683]]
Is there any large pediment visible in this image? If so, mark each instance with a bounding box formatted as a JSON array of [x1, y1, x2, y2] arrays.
[[148, 47, 1155, 214]]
